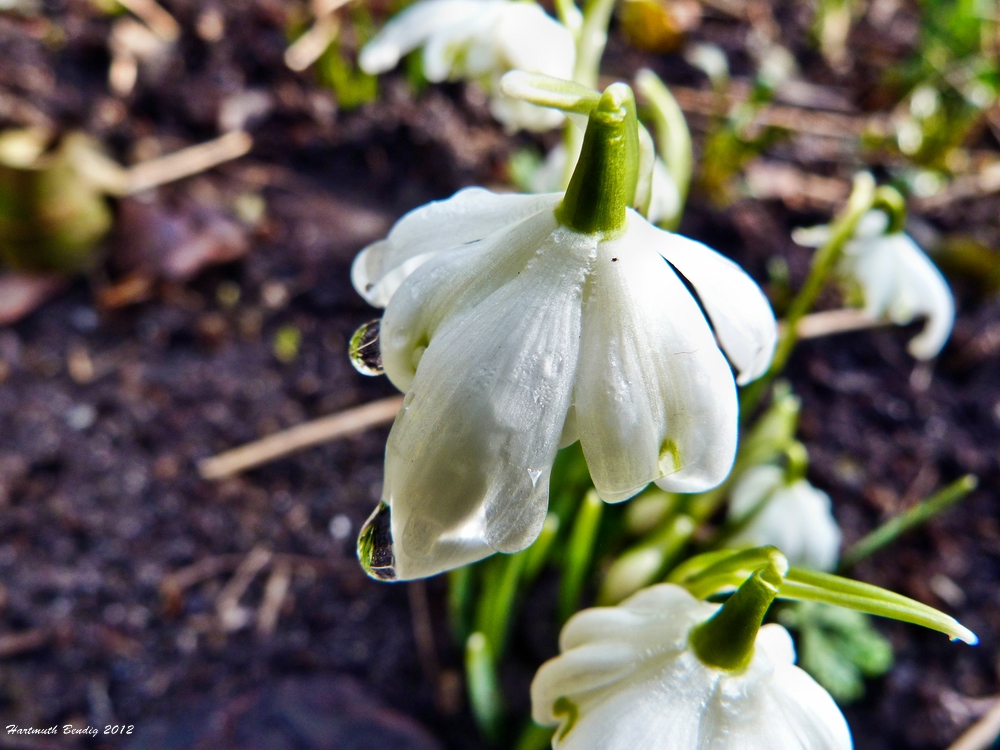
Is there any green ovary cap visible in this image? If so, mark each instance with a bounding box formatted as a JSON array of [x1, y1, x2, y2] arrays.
[[689, 562, 784, 673], [556, 83, 637, 237]]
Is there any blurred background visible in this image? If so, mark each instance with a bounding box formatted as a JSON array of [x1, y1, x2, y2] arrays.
[[0, 0, 998, 748]]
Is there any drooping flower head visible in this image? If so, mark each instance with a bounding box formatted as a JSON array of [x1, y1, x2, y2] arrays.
[[353, 84, 777, 580], [358, 0, 575, 132], [726, 464, 842, 572], [793, 209, 954, 359], [531, 581, 853, 749]]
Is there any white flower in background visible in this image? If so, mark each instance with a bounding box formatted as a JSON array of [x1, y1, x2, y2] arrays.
[[530, 144, 680, 226], [531, 584, 852, 750], [358, 0, 575, 131], [726, 465, 842, 572], [352, 186, 776, 579], [793, 210, 954, 359]]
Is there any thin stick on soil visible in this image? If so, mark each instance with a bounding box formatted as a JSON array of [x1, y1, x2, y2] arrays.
[[198, 395, 403, 480], [121, 131, 253, 195], [285, 14, 342, 71], [256, 559, 293, 638], [792, 308, 891, 340], [115, 0, 181, 42], [947, 697, 1000, 750], [216, 546, 273, 632]]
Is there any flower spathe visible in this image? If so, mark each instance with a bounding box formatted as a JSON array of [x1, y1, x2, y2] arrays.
[[531, 584, 853, 750], [358, 0, 575, 132], [353, 85, 776, 580], [794, 210, 954, 359], [726, 465, 842, 572]]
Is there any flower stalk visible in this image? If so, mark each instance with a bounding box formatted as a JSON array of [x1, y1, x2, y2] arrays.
[[556, 83, 637, 236], [689, 562, 784, 672]]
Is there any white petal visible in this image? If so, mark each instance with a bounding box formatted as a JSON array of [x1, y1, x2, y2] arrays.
[[646, 157, 681, 227], [379, 207, 561, 392], [533, 587, 852, 750], [575, 213, 738, 501], [849, 233, 954, 359], [656, 232, 778, 384], [357, 0, 486, 75], [351, 188, 560, 308], [728, 475, 842, 572], [727, 464, 784, 519], [379, 226, 597, 579], [495, 3, 575, 79]]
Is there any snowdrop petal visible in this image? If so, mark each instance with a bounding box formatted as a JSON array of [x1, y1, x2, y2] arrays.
[[849, 232, 954, 359], [656, 232, 778, 384], [495, 3, 575, 78], [352, 188, 560, 308], [532, 585, 853, 750], [358, 0, 484, 75], [727, 468, 842, 572], [576, 214, 738, 501], [379, 227, 596, 579], [379, 206, 561, 391]]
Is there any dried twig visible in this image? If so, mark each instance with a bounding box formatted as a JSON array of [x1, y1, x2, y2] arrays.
[[216, 546, 273, 632], [256, 559, 293, 638], [668, 85, 893, 139], [0, 628, 50, 658], [948, 697, 1000, 750], [285, 14, 342, 72], [198, 395, 403, 480], [791, 309, 890, 340], [915, 161, 1000, 211], [120, 131, 253, 195]]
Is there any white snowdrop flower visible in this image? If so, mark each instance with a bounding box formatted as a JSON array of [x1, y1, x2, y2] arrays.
[[354, 85, 776, 580], [358, 0, 575, 132], [530, 144, 680, 226], [794, 210, 954, 359], [531, 583, 852, 750], [726, 465, 842, 572]]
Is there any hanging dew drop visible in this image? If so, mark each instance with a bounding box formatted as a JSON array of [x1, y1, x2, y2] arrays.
[[528, 468, 543, 487], [349, 318, 384, 376], [357, 501, 396, 580]]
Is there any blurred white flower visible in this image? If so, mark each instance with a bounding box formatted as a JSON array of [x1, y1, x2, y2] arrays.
[[726, 465, 842, 572], [793, 210, 954, 359], [352, 187, 776, 579], [358, 0, 575, 131], [531, 584, 852, 750]]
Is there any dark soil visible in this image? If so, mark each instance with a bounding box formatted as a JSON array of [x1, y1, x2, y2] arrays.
[[0, 2, 998, 749]]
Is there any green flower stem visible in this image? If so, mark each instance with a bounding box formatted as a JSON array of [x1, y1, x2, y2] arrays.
[[683, 383, 801, 525], [780, 567, 978, 645], [466, 632, 505, 743], [522, 512, 561, 584], [839, 475, 978, 571], [689, 563, 785, 672], [448, 566, 474, 645], [635, 68, 692, 229], [598, 514, 695, 605], [559, 489, 604, 622], [784, 441, 810, 483], [741, 173, 878, 417], [573, 0, 616, 89], [557, 84, 636, 236], [672, 546, 789, 601]]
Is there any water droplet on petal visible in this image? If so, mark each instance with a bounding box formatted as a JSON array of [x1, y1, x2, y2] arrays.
[[349, 318, 384, 376], [528, 468, 543, 487], [357, 502, 396, 580]]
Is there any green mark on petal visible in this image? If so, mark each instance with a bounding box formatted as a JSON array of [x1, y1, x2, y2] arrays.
[[658, 438, 680, 475], [553, 697, 579, 740]]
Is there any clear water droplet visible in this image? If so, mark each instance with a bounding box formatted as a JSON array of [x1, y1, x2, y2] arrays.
[[357, 502, 396, 580], [349, 318, 383, 376], [528, 468, 543, 487]]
